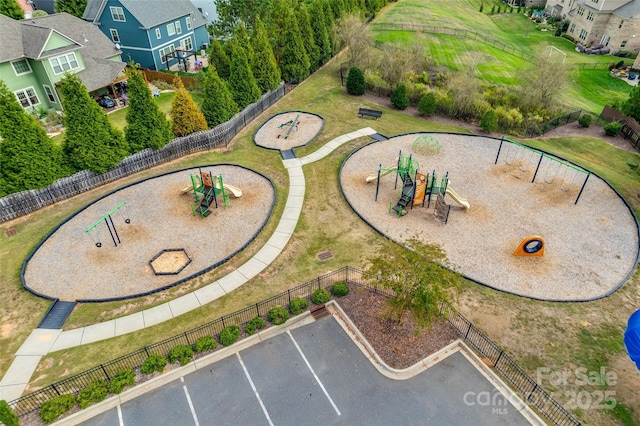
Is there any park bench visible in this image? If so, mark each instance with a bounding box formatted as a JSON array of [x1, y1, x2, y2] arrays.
[[358, 108, 382, 120]]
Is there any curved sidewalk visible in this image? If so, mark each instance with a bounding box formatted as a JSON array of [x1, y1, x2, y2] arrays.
[[0, 127, 377, 403]]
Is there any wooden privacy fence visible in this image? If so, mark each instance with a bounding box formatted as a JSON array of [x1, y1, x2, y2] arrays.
[[598, 105, 640, 150], [142, 69, 198, 88], [0, 83, 285, 223]]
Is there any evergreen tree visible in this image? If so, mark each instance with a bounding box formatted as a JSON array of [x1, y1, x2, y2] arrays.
[[322, 0, 335, 33], [0, 81, 64, 196], [0, 0, 23, 19], [309, 1, 332, 67], [267, 0, 292, 64], [479, 3, 483, 13], [171, 76, 208, 136], [208, 39, 231, 80], [296, 3, 320, 74], [201, 66, 239, 128], [54, 0, 87, 17], [346, 66, 366, 95], [228, 41, 261, 109], [621, 85, 640, 122], [59, 74, 129, 174], [391, 84, 409, 110], [251, 17, 281, 93], [479, 109, 498, 132], [233, 23, 254, 64], [418, 92, 437, 116], [124, 67, 173, 152], [279, 9, 310, 83], [330, 0, 345, 19]]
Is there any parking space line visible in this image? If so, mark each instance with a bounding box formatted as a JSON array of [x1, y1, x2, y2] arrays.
[[180, 377, 200, 426], [117, 404, 124, 426], [237, 353, 274, 426], [287, 330, 341, 415]]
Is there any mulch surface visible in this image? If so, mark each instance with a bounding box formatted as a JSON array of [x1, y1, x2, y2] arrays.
[[337, 285, 460, 369]]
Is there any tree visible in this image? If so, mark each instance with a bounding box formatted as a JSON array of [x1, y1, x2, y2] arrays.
[[251, 17, 280, 93], [0, 81, 64, 196], [278, 9, 310, 83], [479, 3, 483, 13], [228, 41, 261, 109], [479, 109, 499, 132], [517, 52, 568, 113], [391, 84, 409, 110], [0, 0, 23, 19], [54, 0, 87, 17], [333, 14, 373, 67], [418, 92, 437, 116], [171, 76, 208, 137], [124, 67, 173, 152], [212, 0, 272, 37], [376, 42, 423, 89], [208, 40, 231, 80], [59, 74, 129, 174], [201, 66, 239, 128], [309, 1, 332, 67], [233, 23, 254, 64], [296, 3, 320, 74], [621, 85, 640, 122], [346, 66, 366, 95], [362, 236, 461, 329]]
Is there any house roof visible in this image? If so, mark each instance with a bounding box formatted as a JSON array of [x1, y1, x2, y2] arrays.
[[616, 0, 640, 19], [75, 57, 126, 91], [83, 0, 207, 29]]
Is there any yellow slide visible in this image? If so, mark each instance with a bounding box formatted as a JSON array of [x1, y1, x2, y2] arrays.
[[365, 165, 398, 183], [445, 187, 470, 209], [222, 184, 242, 198]]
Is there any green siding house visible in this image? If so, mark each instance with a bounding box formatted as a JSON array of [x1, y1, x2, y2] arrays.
[[0, 12, 126, 112]]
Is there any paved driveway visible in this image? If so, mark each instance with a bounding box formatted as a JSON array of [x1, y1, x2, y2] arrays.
[[81, 318, 532, 426]]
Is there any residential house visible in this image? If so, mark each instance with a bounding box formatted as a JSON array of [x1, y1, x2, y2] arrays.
[[82, 0, 209, 71], [545, 0, 640, 52], [0, 13, 126, 112]]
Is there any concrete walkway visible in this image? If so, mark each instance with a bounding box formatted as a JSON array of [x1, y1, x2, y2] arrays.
[[0, 127, 377, 403]]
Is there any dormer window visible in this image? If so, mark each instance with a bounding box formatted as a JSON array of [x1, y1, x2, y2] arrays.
[[110, 6, 125, 22]]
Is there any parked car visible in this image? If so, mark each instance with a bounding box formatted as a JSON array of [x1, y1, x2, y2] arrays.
[[97, 95, 116, 108], [628, 72, 636, 80]]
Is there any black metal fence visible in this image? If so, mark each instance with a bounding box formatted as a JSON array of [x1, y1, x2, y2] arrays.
[[0, 84, 286, 224], [524, 110, 582, 138], [10, 266, 580, 426]]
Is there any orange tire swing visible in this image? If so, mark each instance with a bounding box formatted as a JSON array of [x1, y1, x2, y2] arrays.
[[514, 235, 545, 257]]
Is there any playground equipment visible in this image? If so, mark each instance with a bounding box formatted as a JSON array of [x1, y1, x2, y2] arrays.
[[277, 113, 300, 139], [85, 201, 130, 248], [625, 309, 640, 370], [412, 135, 441, 155], [513, 235, 545, 257], [188, 170, 242, 218], [494, 137, 591, 204]]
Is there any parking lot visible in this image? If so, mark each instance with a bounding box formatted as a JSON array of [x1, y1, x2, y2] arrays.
[[81, 318, 534, 425]]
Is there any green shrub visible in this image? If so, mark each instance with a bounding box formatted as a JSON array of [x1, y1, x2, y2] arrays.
[[219, 325, 241, 346], [578, 114, 592, 128], [244, 316, 266, 335], [391, 84, 410, 110], [140, 354, 166, 375], [289, 297, 309, 315], [479, 109, 499, 133], [77, 379, 108, 409], [311, 288, 331, 304], [332, 281, 350, 297], [604, 120, 623, 136], [267, 306, 289, 325], [346, 66, 366, 96], [417, 92, 437, 117], [39, 394, 76, 424], [107, 370, 135, 394], [0, 400, 19, 426], [168, 344, 194, 366], [193, 335, 217, 353]]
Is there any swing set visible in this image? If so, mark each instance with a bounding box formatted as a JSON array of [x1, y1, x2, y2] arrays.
[[85, 201, 130, 248]]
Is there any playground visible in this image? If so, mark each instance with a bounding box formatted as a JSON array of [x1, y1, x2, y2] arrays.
[[253, 111, 324, 151], [340, 133, 639, 301], [22, 165, 275, 302]]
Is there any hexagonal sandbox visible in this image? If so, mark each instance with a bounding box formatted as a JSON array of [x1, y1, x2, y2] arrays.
[[149, 248, 191, 275]]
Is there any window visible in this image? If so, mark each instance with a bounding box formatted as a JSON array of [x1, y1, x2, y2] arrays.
[[110, 29, 120, 43], [577, 6, 584, 16], [587, 11, 594, 21], [43, 85, 56, 103], [621, 40, 628, 47], [579, 29, 588, 41], [167, 23, 175, 36], [110, 6, 125, 22], [176, 21, 182, 34], [156, 28, 161, 39], [11, 59, 32, 75], [15, 87, 39, 108], [186, 16, 191, 30], [619, 20, 624, 29], [181, 37, 193, 51], [49, 53, 79, 74], [159, 45, 176, 63], [570, 23, 576, 33]]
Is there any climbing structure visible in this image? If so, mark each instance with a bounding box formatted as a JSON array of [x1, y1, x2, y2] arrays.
[[389, 153, 420, 217]]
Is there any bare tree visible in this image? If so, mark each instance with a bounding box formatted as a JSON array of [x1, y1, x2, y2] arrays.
[[375, 41, 425, 89], [332, 13, 373, 67], [517, 52, 569, 113]]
